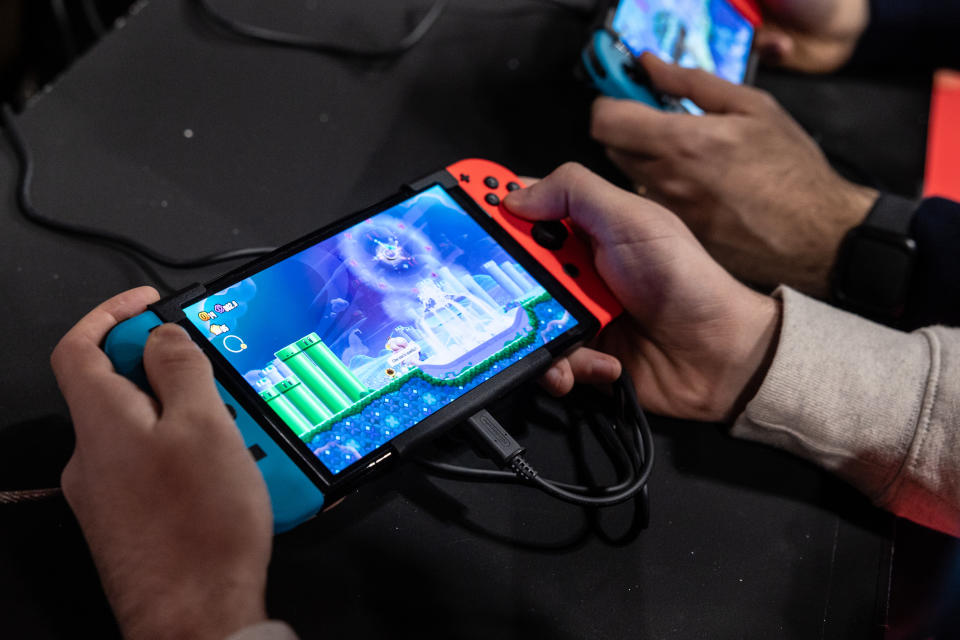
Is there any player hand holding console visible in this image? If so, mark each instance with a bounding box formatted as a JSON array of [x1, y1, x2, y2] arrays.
[[591, 52, 878, 298], [505, 163, 781, 422], [50, 286, 273, 640]]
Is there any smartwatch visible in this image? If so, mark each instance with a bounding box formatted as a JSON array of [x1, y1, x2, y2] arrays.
[[832, 193, 918, 322]]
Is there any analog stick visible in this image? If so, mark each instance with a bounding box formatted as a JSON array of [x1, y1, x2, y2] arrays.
[[531, 221, 569, 251]]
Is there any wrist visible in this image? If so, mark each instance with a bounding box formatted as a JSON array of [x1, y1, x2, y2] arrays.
[[714, 289, 783, 423], [803, 180, 878, 298]]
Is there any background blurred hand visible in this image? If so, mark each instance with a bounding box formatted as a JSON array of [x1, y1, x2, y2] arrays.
[[504, 163, 781, 423], [51, 287, 272, 640], [755, 0, 869, 72], [591, 53, 878, 298]]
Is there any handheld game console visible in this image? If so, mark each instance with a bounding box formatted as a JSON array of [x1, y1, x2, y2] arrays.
[[104, 159, 622, 533], [581, 0, 761, 112]]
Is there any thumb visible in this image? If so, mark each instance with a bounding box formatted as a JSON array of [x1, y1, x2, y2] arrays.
[[142, 324, 228, 425], [637, 52, 759, 115], [503, 162, 688, 255], [503, 162, 663, 249]]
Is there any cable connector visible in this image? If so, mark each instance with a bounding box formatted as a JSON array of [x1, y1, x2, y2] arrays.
[[465, 409, 525, 467], [509, 457, 539, 481]]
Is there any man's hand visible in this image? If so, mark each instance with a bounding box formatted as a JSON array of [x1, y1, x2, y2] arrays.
[[51, 287, 272, 640], [591, 53, 878, 298], [504, 164, 781, 422], [755, 0, 869, 72]]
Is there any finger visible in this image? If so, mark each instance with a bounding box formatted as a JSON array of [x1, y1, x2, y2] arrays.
[[539, 357, 575, 397], [637, 52, 761, 114], [518, 176, 540, 186], [591, 96, 692, 158], [51, 286, 161, 405], [565, 347, 622, 385], [503, 162, 669, 247], [604, 147, 655, 195], [142, 324, 229, 427]]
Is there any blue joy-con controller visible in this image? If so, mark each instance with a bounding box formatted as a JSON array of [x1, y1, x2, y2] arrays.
[[104, 311, 326, 533], [581, 30, 662, 107]]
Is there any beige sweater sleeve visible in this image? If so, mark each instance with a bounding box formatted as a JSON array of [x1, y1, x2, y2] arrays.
[[225, 621, 299, 640], [732, 287, 960, 537]]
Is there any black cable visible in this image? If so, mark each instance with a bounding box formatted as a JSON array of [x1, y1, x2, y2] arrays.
[[510, 387, 653, 507], [420, 374, 654, 508], [193, 0, 449, 59], [49, 0, 79, 61], [81, 0, 106, 38], [1, 104, 276, 269]]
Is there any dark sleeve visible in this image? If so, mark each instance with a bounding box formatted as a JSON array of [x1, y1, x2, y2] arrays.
[[847, 0, 960, 70], [903, 197, 960, 329]]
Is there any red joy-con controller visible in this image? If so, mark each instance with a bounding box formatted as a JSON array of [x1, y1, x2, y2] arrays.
[[446, 159, 623, 329], [729, 0, 762, 27]]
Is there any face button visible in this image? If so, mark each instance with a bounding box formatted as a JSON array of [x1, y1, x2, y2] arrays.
[[459, 173, 471, 183], [563, 263, 580, 278], [506, 182, 521, 192], [485, 193, 501, 206], [484, 176, 499, 189], [531, 220, 569, 250], [224, 403, 238, 419], [248, 444, 267, 461]]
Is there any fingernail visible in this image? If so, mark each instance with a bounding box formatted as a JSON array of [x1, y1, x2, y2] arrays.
[[593, 358, 620, 380], [545, 366, 561, 387], [503, 188, 528, 210], [153, 323, 196, 346]]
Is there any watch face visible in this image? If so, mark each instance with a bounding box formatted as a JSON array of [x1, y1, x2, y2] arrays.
[[836, 231, 916, 313]]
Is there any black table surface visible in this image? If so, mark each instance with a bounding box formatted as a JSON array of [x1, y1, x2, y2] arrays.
[[0, 1, 956, 638]]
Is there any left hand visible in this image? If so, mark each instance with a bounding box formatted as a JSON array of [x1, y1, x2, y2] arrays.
[[51, 287, 273, 640], [591, 53, 878, 298]]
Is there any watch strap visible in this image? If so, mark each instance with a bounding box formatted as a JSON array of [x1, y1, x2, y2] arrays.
[[861, 193, 918, 236], [831, 192, 920, 324]]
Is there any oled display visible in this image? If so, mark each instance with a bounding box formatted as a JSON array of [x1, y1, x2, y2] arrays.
[[184, 186, 577, 475], [612, 0, 754, 84]]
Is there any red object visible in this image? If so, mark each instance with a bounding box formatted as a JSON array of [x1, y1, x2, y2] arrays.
[[924, 69, 960, 201], [446, 158, 623, 329], [729, 0, 762, 26]]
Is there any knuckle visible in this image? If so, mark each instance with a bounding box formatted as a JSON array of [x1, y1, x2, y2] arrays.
[[59, 459, 81, 503], [749, 88, 779, 112], [657, 177, 691, 201], [555, 161, 587, 179], [49, 337, 79, 373], [589, 103, 610, 137], [150, 341, 209, 376]]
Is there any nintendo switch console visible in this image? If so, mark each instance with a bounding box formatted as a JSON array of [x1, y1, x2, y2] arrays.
[[104, 159, 622, 532], [581, 0, 762, 113]]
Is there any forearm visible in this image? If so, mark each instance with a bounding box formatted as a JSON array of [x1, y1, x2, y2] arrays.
[[733, 287, 960, 536]]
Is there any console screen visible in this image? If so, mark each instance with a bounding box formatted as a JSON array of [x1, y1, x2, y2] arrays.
[[612, 0, 754, 84], [184, 186, 577, 475]]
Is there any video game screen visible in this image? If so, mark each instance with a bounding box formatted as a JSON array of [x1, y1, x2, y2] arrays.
[[183, 186, 578, 475], [612, 0, 754, 84]]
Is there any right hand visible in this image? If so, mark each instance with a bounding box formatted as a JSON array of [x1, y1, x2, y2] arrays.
[[755, 0, 869, 72], [504, 164, 782, 423], [591, 53, 878, 298]]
